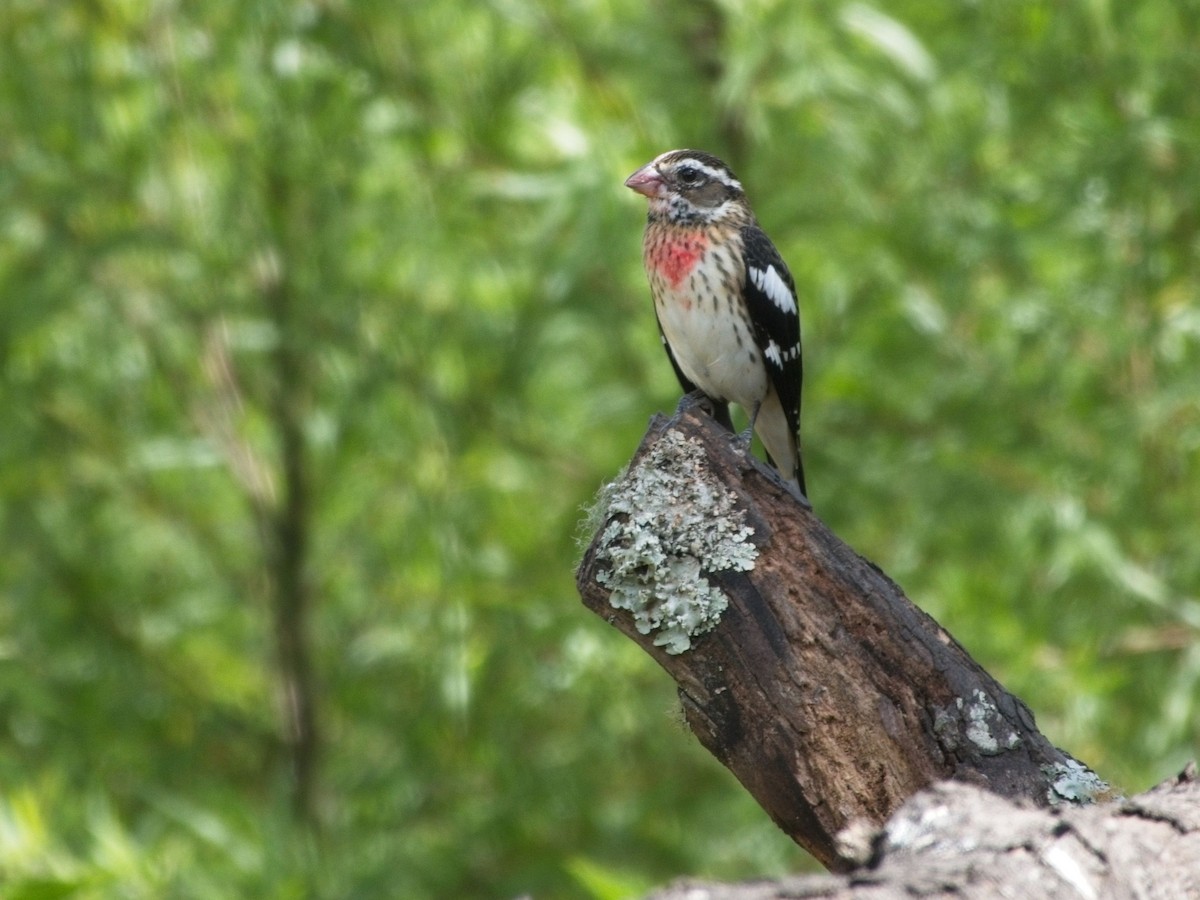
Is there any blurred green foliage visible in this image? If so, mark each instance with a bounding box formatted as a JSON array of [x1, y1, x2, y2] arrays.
[[1, 0, 1198, 896]]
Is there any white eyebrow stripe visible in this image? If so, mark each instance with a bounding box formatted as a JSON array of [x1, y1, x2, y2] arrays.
[[660, 154, 743, 192], [749, 264, 797, 315]]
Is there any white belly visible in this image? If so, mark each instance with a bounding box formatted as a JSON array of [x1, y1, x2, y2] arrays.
[[654, 276, 767, 411]]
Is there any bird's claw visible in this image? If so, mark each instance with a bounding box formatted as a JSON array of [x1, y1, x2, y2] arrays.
[[675, 390, 715, 419]]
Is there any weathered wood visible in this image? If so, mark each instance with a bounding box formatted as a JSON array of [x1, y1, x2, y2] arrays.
[[646, 765, 1200, 899], [576, 397, 1108, 871]]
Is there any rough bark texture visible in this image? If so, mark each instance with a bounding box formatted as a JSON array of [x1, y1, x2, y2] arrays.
[[647, 764, 1200, 899], [576, 398, 1110, 872]]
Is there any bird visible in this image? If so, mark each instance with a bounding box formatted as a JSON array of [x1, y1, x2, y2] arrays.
[[625, 149, 807, 496]]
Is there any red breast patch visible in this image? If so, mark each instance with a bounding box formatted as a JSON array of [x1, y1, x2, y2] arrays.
[[651, 234, 708, 289]]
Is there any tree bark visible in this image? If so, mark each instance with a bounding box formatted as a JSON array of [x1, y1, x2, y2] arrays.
[[646, 765, 1200, 899], [575, 397, 1110, 872]]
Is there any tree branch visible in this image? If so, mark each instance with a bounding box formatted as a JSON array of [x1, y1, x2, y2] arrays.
[[647, 765, 1200, 899], [576, 397, 1109, 871]]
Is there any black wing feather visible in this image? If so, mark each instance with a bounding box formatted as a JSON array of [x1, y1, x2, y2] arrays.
[[740, 224, 805, 489]]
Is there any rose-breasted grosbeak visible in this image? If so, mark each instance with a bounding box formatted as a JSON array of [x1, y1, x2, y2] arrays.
[[625, 149, 807, 495]]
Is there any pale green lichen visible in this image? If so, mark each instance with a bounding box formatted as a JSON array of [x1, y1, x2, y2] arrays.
[[592, 430, 757, 654], [959, 690, 1021, 756], [1042, 758, 1113, 806]]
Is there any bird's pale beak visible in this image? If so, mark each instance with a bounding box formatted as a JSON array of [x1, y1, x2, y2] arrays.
[[624, 164, 663, 198]]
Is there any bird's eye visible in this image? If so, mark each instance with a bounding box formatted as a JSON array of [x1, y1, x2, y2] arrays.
[[676, 166, 702, 186]]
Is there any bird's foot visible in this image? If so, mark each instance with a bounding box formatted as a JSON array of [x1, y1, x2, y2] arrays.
[[675, 391, 735, 431], [674, 390, 714, 419], [734, 400, 762, 452], [736, 423, 755, 450]]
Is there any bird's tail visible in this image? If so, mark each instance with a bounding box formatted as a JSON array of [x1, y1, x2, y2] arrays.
[[754, 395, 806, 498]]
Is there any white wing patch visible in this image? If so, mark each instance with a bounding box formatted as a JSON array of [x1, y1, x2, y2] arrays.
[[763, 340, 799, 368], [749, 265, 796, 315]]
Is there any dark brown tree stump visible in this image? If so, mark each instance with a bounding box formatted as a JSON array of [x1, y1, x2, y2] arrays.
[[576, 397, 1110, 871]]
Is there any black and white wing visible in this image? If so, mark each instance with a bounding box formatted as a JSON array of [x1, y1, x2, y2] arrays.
[[740, 223, 805, 493]]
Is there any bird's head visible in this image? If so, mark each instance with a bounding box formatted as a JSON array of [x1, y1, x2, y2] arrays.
[[625, 149, 747, 225]]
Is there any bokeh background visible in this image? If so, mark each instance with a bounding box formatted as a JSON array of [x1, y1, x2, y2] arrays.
[[2, 1, 1199, 897]]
